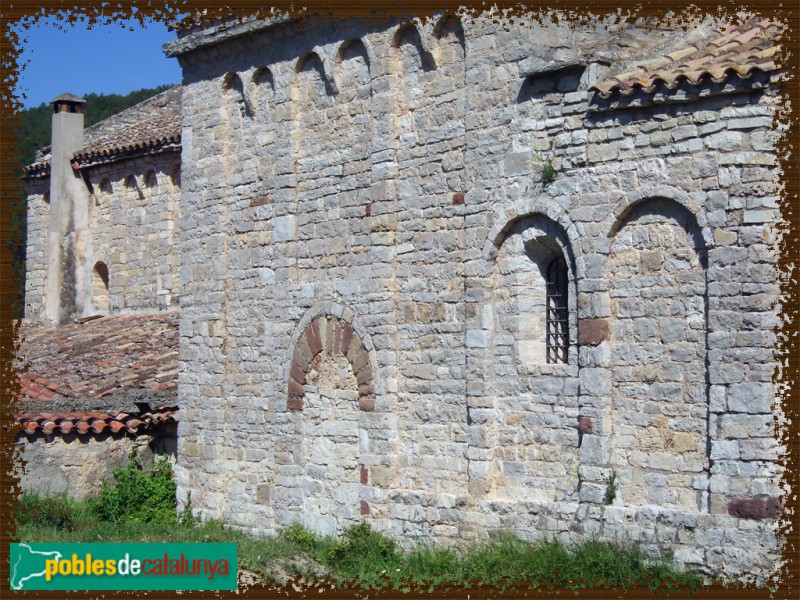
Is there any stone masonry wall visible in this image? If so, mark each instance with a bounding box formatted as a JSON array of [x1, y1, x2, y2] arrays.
[[24, 179, 49, 319], [173, 15, 785, 582], [85, 152, 182, 314], [25, 151, 182, 320]]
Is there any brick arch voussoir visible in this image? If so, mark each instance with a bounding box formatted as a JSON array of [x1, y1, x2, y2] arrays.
[[287, 314, 375, 412]]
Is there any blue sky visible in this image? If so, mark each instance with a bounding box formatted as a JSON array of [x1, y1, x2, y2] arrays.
[[11, 15, 182, 109]]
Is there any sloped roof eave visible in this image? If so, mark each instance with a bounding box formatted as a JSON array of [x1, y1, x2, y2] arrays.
[[22, 137, 182, 180], [588, 18, 784, 104], [15, 406, 179, 437]]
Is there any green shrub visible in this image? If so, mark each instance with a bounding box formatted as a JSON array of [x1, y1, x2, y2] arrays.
[[92, 452, 177, 524]]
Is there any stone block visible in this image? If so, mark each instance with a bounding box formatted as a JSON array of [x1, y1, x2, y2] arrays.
[[640, 251, 663, 272], [359, 395, 375, 412], [578, 416, 594, 434], [306, 320, 323, 355], [371, 466, 396, 487], [713, 229, 737, 246], [579, 435, 609, 465], [727, 383, 773, 414], [340, 322, 355, 355], [256, 484, 271, 504], [273, 215, 296, 242], [289, 362, 306, 385], [466, 330, 490, 348], [579, 483, 605, 504], [356, 364, 373, 385], [286, 395, 303, 411], [578, 318, 610, 346], [672, 432, 696, 454], [727, 497, 782, 519], [710, 440, 740, 460], [579, 368, 611, 396]]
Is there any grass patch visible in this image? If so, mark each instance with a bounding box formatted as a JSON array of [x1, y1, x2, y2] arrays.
[[17, 512, 703, 594], [13, 459, 703, 594], [15, 491, 93, 531]]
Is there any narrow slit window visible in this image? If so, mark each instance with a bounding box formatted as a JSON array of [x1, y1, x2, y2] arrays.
[[546, 256, 569, 364]]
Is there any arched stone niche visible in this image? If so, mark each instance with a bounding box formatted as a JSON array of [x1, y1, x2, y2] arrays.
[[467, 210, 580, 503], [222, 71, 250, 120], [608, 197, 709, 512], [282, 309, 379, 537], [92, 261, 109, 314], [287, 313, 375, 412]]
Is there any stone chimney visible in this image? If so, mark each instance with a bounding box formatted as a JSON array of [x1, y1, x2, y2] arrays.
[[44, 93, 88, 324]]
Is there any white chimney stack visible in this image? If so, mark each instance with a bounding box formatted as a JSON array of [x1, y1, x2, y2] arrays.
[[44, 93, 87, 324]]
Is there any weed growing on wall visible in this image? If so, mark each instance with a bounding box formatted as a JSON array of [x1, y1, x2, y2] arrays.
[[527, 143, 558, 185], [540, 158, 557, 184], [604, 470, 618, 505]]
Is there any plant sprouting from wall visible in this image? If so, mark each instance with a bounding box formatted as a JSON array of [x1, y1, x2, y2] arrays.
[[527, 140, 558, 185], [604, 470, 617, 505]]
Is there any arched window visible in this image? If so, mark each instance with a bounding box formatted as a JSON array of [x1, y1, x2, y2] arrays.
[[492, 214, 576, 369], [546, 256, 569, 364]]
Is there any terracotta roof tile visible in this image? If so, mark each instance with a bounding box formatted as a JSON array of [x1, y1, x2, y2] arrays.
[[590, 18, 784, 99], [15, 311, 179, 402], [14, 405, 179, 437], [24, 86, 181, 176]]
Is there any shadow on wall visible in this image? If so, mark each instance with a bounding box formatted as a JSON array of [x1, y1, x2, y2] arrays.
[[517, 65, 585, 103]]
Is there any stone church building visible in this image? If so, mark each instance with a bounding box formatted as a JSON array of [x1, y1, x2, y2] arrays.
[[21, 13, 786, 581]]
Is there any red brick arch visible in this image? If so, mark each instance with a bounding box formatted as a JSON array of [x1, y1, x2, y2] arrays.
[[287, 315, 374, 412]]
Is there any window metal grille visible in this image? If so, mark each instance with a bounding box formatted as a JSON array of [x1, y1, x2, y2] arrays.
[[546, 256, 569, 364]]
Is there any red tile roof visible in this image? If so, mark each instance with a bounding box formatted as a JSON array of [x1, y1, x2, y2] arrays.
[[15, 311, 179, 402], [590, 18, 784, 99], [15, 406, 179, 437], [12, 312, 180, 438], [24, 86, 181, 177]]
